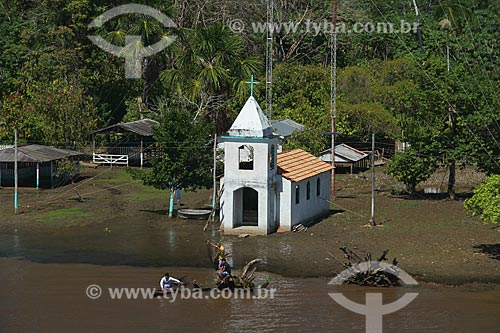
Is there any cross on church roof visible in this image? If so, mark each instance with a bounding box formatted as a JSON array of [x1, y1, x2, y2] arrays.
[[245, 74, 260, 97]]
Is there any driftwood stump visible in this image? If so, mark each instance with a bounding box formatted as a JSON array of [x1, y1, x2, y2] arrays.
[[334, 246, 401, 287], [232, 259, 262, 289]]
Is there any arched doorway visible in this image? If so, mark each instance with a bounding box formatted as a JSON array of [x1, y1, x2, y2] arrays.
[[233, 187, 258, 226]]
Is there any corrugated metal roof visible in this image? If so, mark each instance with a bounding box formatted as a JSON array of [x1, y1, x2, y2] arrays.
[[320, 144, 369, 162], [0, 145, 83, 163], [335, 144, 369, 162], [278, 149, 333, 182], [271, 119, 304, 137], [91, 119, 159, 136], [319, 153, 349, 163]]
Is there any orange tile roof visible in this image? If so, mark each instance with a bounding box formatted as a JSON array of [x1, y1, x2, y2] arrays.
[[277, 149, 333, 182]]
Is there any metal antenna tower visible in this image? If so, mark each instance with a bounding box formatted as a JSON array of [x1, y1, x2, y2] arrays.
[[265, 0, 274, 120], [330, 0, 338, 200]]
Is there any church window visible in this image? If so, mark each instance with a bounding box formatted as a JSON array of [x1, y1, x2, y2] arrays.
[[306, 181, 311, 200], [239, 145, 254, 170], [317, 178, 321, 196]]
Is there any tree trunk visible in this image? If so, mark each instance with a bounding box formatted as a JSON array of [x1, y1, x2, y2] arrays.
[[448, 160, 456, 200], [142, 57, 162, 111]]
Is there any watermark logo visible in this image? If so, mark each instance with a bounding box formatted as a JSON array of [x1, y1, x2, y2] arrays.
[[228, 19, 418, 36], [329, 261, 419, 333], [86, 284, 102, 299], [87, 4, 177, 78], [85, 284, 277, 302]]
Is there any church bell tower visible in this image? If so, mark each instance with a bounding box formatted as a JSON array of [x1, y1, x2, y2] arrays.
[[220, 87, 278, 235]]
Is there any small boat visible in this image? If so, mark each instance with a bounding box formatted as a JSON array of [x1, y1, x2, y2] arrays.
[[153, 289, 175, 297], [153, 285, 251, 298], [177, 209, 211, 220]]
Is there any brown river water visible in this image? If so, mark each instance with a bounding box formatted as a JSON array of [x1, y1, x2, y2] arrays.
[[0, 224, 499, 332]]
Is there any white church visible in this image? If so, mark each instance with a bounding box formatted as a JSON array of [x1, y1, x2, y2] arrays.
[[220, 96, 333, 235]]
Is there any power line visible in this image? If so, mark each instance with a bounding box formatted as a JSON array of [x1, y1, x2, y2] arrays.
[[367, 0, 500, 171], [435, 0, 500, 149]]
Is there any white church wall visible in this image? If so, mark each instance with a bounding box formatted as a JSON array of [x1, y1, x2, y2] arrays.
[[224, 140, 276, 182], [222, 138, 278, 235], [278, 177, 292, 230], [259, 186, 276, 234], [289, 171, 331, 228], [223, 163, 331, 233]]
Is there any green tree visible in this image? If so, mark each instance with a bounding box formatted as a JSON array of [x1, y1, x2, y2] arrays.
[[130, 104, 214, 214], [161, 23, 260, 133], [386, 148, 437, 193], [337, 65, 399, 141], [432, 0, 477, 200], [464, 175, 500, 225], [271, 64, 330, 154], [55, 158, 84, 202], [97, 1, 176, 110], [0, 81, 98, 145]]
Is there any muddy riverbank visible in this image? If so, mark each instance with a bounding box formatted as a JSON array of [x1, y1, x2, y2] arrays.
[[0, 167, 499, 285]]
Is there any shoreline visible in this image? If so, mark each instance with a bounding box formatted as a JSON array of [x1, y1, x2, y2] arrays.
[[0, 255, 499, 289], [1, 226, 499, 287], [0, 167, 499, 288]]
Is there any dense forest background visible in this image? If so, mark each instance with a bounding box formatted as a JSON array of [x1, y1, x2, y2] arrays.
[[0, 1, 499, 182]]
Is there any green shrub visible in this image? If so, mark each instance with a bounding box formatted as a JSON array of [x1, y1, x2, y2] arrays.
[[386, 148, 436, 193], [464, 175, 500, 225]]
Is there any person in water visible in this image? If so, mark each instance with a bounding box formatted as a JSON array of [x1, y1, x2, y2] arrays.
[[217, 258, 231, 281], [159, 273, 181, 292]]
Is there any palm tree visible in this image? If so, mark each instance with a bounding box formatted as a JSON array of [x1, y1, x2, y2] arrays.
[[102, 5, 177, 111], [434, 0, 475, 200], [433, 0, 475, 34], [161, 23, 261, 133]]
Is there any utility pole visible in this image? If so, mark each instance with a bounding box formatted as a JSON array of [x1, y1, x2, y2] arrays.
[[412, 0, 424, 54], [330, 0, 338, 201], [370, 134, 375, 226], [168, 187, 174, 218], [212, 133, 217, 213], [14, 128, 18, 214]]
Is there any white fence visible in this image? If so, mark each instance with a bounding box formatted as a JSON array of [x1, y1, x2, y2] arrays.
[[93, 153, 129, 166]]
